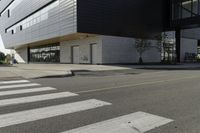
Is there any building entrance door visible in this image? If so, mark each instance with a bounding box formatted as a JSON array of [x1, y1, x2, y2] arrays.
[[90, 43, 98, 64], [72, 46, 80, 64]]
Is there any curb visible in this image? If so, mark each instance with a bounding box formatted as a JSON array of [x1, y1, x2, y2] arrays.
[[31, 71, 73, 79]]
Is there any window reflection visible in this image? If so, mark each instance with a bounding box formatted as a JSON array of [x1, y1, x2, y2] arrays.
[[182, 0, 193, 18], [29, 43, 60, 63], [172, 0, 200, 20]]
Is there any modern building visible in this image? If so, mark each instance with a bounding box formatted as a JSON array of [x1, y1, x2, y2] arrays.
[[0, 0, 199, 64], [171, 0, 200, 62]]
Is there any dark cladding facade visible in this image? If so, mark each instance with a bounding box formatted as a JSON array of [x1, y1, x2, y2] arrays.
[[77, 0, 170, 38]]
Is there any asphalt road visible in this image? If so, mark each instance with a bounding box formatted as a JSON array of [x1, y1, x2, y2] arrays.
[[1, 69, 200, 133]]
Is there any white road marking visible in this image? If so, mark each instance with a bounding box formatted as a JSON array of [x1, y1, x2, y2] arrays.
[[0, 87, 57, 96], [0, 83, 40, 90], [0, 92, 78, 107], [63, 112, 173, 133], [0, 80, 30, 85], [0, 99, 111, 128]]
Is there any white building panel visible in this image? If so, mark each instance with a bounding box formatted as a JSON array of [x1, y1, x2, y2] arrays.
[[0, 0, 77, 49]]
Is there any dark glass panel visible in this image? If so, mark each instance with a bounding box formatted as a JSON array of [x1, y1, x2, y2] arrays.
[[29, 43, 60, 63], [172, 0, 200, 20]]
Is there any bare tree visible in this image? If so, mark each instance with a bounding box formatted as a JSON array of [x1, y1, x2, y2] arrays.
[[5, 54, 12, 64], [154, 34, 164, 52], [135, 39, 151, 64], [154, 33, 167, 62], [155, 33, 176, 63]]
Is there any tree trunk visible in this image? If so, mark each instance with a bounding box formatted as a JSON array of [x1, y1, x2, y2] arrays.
[[139, 52, 143, 64], [139, 57, 143, 64]]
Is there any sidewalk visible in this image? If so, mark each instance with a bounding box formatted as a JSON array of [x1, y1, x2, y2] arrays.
[[0, 64, 132, 79], [133, 63, 200, 70], [13, 64, 132, 71], [0, 65, 71, 79], [0, 63, 200, 79]]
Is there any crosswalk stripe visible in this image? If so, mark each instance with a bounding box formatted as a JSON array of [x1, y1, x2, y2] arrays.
[[0, 92, 78, 107], [0, 83, 40, 90], [63, 112, 173, 133], [0, 87, 57, 96], [0, 80, 30, 85], [0, 99, 111, 128]]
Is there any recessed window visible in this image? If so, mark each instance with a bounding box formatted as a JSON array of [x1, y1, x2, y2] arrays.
[[20, 25, 23, 31], [7, 10, 10, 17], [11, 30, 14, 34]]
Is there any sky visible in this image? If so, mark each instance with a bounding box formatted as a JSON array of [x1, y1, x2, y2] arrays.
[[0, 35, 5, 49], [0, 35, 11, 54]]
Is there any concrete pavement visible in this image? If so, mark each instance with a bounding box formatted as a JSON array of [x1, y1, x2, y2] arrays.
[[0, 64, 133, 79], [1, 63, 200, 79], [0, 67, 200, 132]]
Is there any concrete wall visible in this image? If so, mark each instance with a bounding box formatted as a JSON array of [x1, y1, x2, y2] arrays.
[[180, 38, 198, 62], [60, 36, 102, 64], [14, 35, 162, 64], [15, 47, 28, 63], [182, 28, 200, 40], [101, 36, 161, 64], [101, 36, 137, 64], [142, 40, 161, 63]]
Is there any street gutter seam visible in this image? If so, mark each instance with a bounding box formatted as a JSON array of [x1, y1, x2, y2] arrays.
[[75, 76, 200, 94]]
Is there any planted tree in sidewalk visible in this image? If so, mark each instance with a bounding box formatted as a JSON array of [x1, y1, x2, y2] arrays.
[[5, 54, 12, 64], [155, 33, 176, 64], [154, 33, 167, 62], [0, 52, 5, 64], [135, 39, 151, 64]]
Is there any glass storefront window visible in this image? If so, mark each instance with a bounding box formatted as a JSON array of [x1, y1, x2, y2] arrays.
[[182, 0, 193, 18], [29, 43, 60, 63], [193, 0, 199, 15], [172, 0, 200, 20], [173, 2, 182, 20]]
